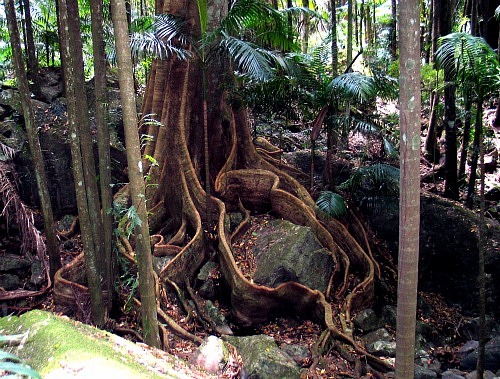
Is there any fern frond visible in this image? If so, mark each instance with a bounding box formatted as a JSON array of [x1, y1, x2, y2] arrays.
[[316, 191, 347, 219]]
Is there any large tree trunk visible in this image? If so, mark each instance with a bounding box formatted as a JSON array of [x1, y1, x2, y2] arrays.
[[138, 0, 391, 371]]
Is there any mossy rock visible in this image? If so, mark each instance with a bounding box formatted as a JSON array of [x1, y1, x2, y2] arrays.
[[0, 310, 215, 379]]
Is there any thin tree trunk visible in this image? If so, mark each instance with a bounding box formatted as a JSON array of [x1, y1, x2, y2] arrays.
[[476, 101, 486, 379], [390, 0, 397, 59], [301, 0, 310, 53], [347, 0, 353, 70], [110, 0, 161, 348], [466, 98, 483, 208], [20, 0, 40, 97], [331, 0, 338, 76], [431, 0, 440, 60], [443, 76, 459, 199], [458, 96, 472, 180], [57, 0, 105, 326], [4, 0, 60, 280], [396, 0, 421, 377], [424, 90, 440, 162], [90, 0, 114, 312]]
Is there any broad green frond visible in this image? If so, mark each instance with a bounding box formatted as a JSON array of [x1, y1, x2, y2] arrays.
[[328, 72, 378, 103], [129, 14, 191, 61], [196, 0, 208, 35], [495, 5, 500, 20], [338, 163, 400, 198], [316, 191, 348, 220], [220, 34, 273, 81], [435, 33, 499, 95]]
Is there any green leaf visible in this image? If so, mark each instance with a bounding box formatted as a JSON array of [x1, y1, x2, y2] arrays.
[[0, 361, 41, 378], [316, 191, 347, 219]]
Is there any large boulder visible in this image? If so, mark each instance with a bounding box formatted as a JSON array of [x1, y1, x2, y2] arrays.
[[224, 334, 301, 379], [366, 193, 500, 316], [252, 219, 334, 292], [0, 310, 216, 379]]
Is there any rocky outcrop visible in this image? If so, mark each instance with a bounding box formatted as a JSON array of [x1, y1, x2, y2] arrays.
[[0, 310, 216, 379]]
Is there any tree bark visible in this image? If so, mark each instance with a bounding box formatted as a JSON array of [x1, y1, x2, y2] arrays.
[[57, 0, 105, 326], [346, 0, 353, 70], [20, 0, 41, 97], [110, 0, 161, 348], [396, 0, 421, 378], [90, 0, 114, 312], [331, 0, 338, 76], [4, 0, 60, 280]]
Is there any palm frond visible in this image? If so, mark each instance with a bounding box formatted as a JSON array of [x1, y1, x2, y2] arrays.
[[435, 32, 498, 94], [327, 72, 378, 103], [338, 163, 400, 199], [495, 5, 500, 20], [0, 350, 41, 379], [220, 34, 273, 81], [129, 14, 191, 61], [316, 191, 348, 220]]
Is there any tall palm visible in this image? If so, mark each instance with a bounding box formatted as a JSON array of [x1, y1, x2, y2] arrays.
[[435, 33, 499, 206]]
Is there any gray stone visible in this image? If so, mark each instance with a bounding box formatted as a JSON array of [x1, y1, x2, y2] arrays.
[[203, 300, 232, 335], [197, 261, 218, 282], [252, 220, 333, 292], [441, 369, 466, 379], [353, 308, 382, 333], [414, 365, 438, 379], [460, 337, 500, 371], [459, 317, 500, 341], [224, 335, 301, 379], [280, 344, 311, 366], [0, 255, 30, 272], [152, 255, 171, 276], [189, 336, 229, 374], [30, 259, 45, 287], [360, 328, 392, 346], [0, 274, 22, 290], [366, 340, 396, 357], [380, 305, 397, 328], [465, 370, 497, 379]]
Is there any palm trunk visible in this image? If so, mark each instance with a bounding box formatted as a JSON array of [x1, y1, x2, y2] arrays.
[[111, 0, 161, 348], [466, 97, 483, 208], [90, 0, 114, 311], [458, 96, 472, 180], [396, 0, 421, 377]]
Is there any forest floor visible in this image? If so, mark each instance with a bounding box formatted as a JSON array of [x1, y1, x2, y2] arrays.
[[2, 101, 499, 378]]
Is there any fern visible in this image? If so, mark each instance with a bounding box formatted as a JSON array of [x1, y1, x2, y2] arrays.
[[338, 163, 400, 213], [0, 335, 41, 379], [316, 191, 348, 220]]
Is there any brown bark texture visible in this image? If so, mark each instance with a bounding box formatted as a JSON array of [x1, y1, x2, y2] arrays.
[[396, 0, 421, 378], [127, 0, 394, 371]]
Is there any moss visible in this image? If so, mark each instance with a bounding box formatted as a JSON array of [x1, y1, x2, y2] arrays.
[[0, 310, 197, 379]]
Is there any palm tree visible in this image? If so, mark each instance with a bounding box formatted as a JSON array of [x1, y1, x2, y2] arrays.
[[435, 33, 499, 207]]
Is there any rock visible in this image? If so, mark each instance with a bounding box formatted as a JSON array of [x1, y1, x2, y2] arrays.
[[30, 259, 45, 287], [441, 369, 466, 379], [224, 335, 301, 379], [414, 365, 438, 379], [0, 88, 22, 113], [280, 344, 311, 366], [0, 310, 217, 378], [366, 340, 396, 357], [458, 340, 480, 358], [485, 186, 500, 201], [459, 317, 500, 340], [197, 261, 218, 282], [465, 370, 497, 379], [252, 220, 333, 292], [203, 300, 232, 335], [416, 321, 444, 349], [353, 308, 382, 333], [460, 336, 500, 371], [152, 255, 171, 276], [189, 336, 229, 374], [197, 261, 220, 299], [360, 328, 392, 346], [0, 255, 30, 271], [380, 305, 397, 328], [0, 273, 22, 290], [365, 193, 500, 315]]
